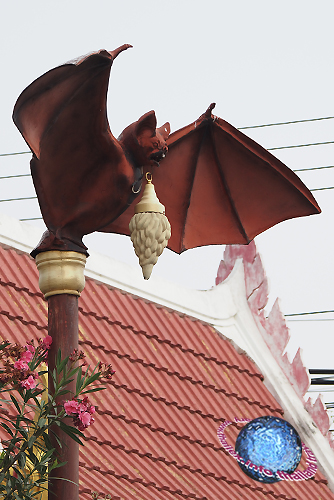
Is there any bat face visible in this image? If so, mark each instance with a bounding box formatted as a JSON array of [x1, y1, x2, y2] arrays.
[[119, 111, 170, 168]]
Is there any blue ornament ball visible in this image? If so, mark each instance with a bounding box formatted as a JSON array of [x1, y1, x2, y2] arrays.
[[235, 416, 302, 483]]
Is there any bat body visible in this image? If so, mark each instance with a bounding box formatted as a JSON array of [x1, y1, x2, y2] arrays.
[[13, 46, 320, 258], [13, 46, 169, 256]]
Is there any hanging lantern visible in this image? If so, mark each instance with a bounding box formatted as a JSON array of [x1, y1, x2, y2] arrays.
[[129, 173, 171, 279]]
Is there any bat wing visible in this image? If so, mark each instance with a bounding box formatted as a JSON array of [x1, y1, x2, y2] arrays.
[[103, 104, 321, 253], [13, 50, 133, 255]]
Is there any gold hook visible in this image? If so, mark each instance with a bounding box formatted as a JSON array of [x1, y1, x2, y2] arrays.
[[145, 172, 152, 183]]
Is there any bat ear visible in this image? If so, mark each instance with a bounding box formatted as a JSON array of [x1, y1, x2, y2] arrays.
[[135, 110, 157, 138], [157, 122, 170, 141]]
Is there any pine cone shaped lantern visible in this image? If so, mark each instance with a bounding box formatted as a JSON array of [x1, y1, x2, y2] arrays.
[[129, 173, 171, 279]]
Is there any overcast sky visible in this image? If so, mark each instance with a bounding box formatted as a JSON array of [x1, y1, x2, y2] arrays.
[[1, 1, 334, 402]]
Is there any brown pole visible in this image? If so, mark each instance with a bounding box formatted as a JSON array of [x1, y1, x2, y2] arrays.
[[35, 251, 86, 500], [48, 294, 79, 499]]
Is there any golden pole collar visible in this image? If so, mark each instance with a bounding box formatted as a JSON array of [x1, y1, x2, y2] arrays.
[[35, 251, 86, 299]]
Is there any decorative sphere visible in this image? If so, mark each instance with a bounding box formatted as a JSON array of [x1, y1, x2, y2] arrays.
[[235, 416, 302, 483]]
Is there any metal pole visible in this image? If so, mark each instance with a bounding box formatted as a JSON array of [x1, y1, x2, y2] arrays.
[[35, 251, 86, 500], [48, 294, 79, 499]]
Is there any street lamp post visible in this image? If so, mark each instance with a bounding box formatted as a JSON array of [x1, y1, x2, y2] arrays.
[[36, 251, 86, 500]]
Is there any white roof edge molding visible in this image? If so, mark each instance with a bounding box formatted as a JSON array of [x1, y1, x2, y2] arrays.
[[0, 214, 333, 488], [216, 242, 334, 491]]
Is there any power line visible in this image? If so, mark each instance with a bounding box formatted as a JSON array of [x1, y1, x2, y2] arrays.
[[0, 151, 30, 157], [0, 174, 31, 180], [310, 186, 334, 192], [285, 310, 334, 322], [19, 217, 42, 221], [286, 318, 334, 322], [1, 165, 334, 176], [0, 196, 37, 203], [309, 370, 334, 374], [239, 115, 334, 130], [293, 165, 334, 172], [2, 139, 334, 157], [285, 310, 334, 317], [268, 140, 334, 151]]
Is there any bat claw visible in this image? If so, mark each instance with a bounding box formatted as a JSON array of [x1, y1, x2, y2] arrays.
[[204, 103, 216, 118], [109, 44, 133, 60]]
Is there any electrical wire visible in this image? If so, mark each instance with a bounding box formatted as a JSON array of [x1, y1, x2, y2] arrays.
[[0, 166, 333, 176], [0, 174, 30, 180], [285, 310, 334, 322], [0, 152, 30, 157], [286, 318, 334, 322], [310, 186, 334, 192], [239, 115, 334, 130], [19, 217, 42, 221], [268, 140, 334, 151], [0, 196, 37, 203], [285, 310, 334, 316], [293, 165, 334, 172]]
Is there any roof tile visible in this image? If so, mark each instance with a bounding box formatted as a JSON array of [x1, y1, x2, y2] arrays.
[[0, 244, 332, 499]]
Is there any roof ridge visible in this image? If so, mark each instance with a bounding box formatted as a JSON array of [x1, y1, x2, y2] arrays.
[[79, 308, 263, 379]]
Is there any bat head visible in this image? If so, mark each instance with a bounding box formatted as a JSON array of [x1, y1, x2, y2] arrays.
[[119, 111, 170, 167]]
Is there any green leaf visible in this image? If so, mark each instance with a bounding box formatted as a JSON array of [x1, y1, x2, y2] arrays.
[[38, 418, 47, 428], [81, 372, 101, 390], [17, 451, 26, 469], [58, 421, 84, 445], [56, 348, 62, 367], [1, 422, 14, 436], [56, 389, 71, 397], [75, 366, 83, 394], [10, 394, 21, 414], [28, 435, 36, 448], [82, 387, 105, 394], [58, 355, 70, 374]]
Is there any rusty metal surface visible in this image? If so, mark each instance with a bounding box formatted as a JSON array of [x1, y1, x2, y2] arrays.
[[0, 244, 332, 499]]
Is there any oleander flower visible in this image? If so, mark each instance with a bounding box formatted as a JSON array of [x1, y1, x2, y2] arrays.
[[20, 349, 33, 363], [64, 399, 80, 415], [26, 344, 35, 354], [79, 411, 93, 427], [21, 375, 37, 390], [42, 335, 52, 349], [14, 359, 29, 371], [64, 396, 96, 431]]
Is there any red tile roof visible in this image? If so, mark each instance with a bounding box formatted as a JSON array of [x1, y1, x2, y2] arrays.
[[0, 244, 333, 500]]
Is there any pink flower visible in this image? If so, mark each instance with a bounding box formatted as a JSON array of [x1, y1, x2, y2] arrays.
[[64, 399, 80, 415], [79, 411, 93, 427], [21, 375, 36, 390], [42, 336, 52, 349], [26, 344, 35, 355], [14, 359, 29, 371], [78, 402, 88, 412], [89, 405, 96, 415], [20, 350, 33, 363]]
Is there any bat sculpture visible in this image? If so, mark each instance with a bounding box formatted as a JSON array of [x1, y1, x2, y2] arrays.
[[13, 45, 320, 258]]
